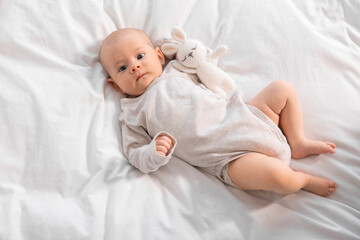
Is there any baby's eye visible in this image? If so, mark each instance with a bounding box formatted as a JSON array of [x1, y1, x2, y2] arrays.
[[120, 65, 127, 72], [137, 53, 145, 60]]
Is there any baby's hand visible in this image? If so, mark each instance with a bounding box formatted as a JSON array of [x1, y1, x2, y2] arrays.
[[155, 134, 173, 156]]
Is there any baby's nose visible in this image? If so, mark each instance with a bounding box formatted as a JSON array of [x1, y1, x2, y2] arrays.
[[131, 63, 141, 73]]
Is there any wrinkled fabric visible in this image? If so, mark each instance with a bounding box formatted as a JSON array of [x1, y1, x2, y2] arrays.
[[0, 0, 360, 240]]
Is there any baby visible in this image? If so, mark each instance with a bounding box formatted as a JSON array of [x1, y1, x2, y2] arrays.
[[99, 28, 337, 197]]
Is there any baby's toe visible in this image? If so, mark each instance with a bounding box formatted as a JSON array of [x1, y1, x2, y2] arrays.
[[326, 142, 336, 149], [329, 181, 337, 189], [324, 142, 336, 154]]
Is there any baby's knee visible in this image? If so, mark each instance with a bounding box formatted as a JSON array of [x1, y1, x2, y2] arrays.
[[270, 80, 297, 99], [272, 80, 293, 91]]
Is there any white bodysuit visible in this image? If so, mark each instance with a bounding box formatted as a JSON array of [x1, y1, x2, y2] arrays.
[[120, 63, 291, 186]]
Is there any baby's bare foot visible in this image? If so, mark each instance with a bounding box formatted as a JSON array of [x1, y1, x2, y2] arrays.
[[302, 175, 336, 197], [291, 139, 336, 159]]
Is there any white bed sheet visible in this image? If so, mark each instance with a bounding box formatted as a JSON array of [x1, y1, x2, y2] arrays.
[[0, 0, 359, 239]]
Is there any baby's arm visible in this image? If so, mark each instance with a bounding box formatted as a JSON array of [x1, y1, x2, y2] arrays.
[[121, 121, 177, 173]]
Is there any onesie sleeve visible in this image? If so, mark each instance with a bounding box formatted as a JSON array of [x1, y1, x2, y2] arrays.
[[121, 121, 177, 174]]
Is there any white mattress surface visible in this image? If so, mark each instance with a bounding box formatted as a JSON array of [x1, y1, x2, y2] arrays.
[[0, 1, 359, 239]]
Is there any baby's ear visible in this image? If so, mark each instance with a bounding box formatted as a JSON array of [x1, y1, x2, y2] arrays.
[[155, 47, 165, 65], [107, 78, 125, 94]]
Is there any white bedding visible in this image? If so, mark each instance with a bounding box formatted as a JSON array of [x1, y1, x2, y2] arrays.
[[0, 0, 359, 239]]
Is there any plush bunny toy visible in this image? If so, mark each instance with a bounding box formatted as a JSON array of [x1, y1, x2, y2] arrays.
[[161, 27, 235, 99]]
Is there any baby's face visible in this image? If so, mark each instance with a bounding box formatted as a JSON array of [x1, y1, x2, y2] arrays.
[[101, 30, 164, 96]]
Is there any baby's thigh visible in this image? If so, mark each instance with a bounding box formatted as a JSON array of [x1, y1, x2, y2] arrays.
[[227, 153, 285, 191]]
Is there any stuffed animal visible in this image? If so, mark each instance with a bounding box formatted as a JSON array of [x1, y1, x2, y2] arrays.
[[161, 27, 235, 99]]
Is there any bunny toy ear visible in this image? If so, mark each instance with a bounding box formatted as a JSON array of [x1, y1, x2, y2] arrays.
[[171, 27, 187, 42], [211, 45, 228, 59], [161, 43, 179, 59]]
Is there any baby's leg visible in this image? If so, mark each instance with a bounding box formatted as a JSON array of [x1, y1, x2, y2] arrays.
[[248, 80, 336, 159], [228, 153, 336, 196]]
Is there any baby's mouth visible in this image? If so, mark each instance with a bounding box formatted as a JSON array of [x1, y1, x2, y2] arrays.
[[136, 73, 145, 81]]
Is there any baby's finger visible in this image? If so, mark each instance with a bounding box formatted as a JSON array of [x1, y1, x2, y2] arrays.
[[156, 139, 171, 150], [159, 135, 173, 146], [156, 144, 169, 156], [156, 150, 166, 156], [156, 136, 173, 149]]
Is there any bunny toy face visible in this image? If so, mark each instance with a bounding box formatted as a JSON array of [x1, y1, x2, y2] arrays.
[[161, 27, 235, 99], [176, 39, 207, 68]]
